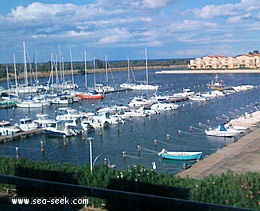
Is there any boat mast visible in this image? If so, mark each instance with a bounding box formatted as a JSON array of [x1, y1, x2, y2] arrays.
[[127, 58, 130, 82], [23, 41, 28, 86], [145, 48, 148, 85], [5, 66, 9, 90], [58, 44, 63, 84], [13, 54, 18, 94], [105, 54, 108, 84], [55, 53, 59, 85], [69, 46, 74, 85], [84, 50, 88, 88], [34, 50, 38, 86], [93, 58, 96, 87], [51, 52, 54, 87]]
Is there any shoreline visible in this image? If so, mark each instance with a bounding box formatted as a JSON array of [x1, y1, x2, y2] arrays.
[[156, 69, 260, 74], [2, 66, 259, 82], [176, 126, 260, 179]]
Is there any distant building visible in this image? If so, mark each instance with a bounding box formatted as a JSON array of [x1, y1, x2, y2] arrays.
[[188, 53, 260, 69]]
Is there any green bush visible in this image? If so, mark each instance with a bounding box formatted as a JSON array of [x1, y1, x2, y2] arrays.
[[0, 157, 259, 210]]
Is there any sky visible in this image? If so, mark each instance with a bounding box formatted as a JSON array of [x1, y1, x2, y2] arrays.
[[0, 0, 259, 63]]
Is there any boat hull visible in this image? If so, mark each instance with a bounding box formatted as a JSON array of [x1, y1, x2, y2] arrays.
[[205, 130, 239, 137], [160, 151, 202, 161], [76, 93, 104, 100]]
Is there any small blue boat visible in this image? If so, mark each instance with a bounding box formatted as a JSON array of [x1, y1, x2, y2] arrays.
[[158, 149, 202, 161]]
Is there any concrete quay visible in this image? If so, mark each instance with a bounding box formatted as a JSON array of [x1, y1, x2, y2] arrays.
[[176, 127, 260, 179]]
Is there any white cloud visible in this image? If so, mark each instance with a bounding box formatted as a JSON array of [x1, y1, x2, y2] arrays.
[[0, 0, 259, 62], [97, 0, 176, 9], [171, 19, 217, 31], [32, 30, 93, 40], [195, 4, 237, 19], [142, 0, 171, 9], [194, 0, 260, 19], [227, 13, 251, 23], [98, 28, 132, 44]]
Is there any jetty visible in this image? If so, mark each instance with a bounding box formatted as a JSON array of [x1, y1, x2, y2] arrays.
[[177, 127, 260, 179], [0, 129, 43, 143]]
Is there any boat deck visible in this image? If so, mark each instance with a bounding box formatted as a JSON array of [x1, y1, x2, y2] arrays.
[[177, 127, 260, 179]]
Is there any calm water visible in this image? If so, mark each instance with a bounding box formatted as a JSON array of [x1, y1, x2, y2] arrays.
[[0, 70, 259, 174]]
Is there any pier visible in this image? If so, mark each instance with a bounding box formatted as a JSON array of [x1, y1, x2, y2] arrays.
[[0, 129, 43, 143], [177, 127, 260, 179]]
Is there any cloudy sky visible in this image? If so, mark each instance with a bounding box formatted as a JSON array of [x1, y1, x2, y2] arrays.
[[0, 0, 259, 63]]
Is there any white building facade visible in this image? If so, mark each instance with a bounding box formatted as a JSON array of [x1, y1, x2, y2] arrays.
[[188, 54, 260, 69]]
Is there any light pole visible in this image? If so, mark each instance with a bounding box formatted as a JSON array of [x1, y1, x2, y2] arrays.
[[87, 137, 94, 174]]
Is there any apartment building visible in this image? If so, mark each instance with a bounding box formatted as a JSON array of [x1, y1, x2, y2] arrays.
[[188, 53, 260, 69]]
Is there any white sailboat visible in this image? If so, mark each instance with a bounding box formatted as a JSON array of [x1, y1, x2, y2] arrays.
[[6, 42, 49, 94], [130, 48, 159, 91], [119, 58, 137, 89]]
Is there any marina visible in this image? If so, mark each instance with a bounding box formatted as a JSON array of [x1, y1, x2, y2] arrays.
[[0, 70, 259, 174]]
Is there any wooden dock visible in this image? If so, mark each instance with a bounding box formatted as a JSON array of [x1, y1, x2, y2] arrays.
[[0, 128, 43, 143], [176, 127, 260, 179]]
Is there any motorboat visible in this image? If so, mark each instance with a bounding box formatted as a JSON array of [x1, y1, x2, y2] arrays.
[[143, 107, 160, 115], [96, 105, 128, 114], [188, 93, 207, 101], [81, 117, 111, 129], [116, 107, 148, 119], [55, 107, 86, 121], [205, 124, 241, 137], [19, 117, 38, 132], [173, 88, 195, 98], [232, 85, 254, 92], [207, 74, 226, 90], [51, 96, 72, 104], [128, 96, 153, 108], [0, 120, 20, 136], [44, 120, 78, 137], [81, 119, 95, 132], [158, 149, 202, 161], [201, 90, 225, 99], [95, 111, 124, 125], [150, 101, 179, 111], [228, 111, 260, 129], [34, 113, 56, 128], [150, 94, 170, 102]]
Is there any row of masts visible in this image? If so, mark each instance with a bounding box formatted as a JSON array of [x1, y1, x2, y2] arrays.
[[4, 43, 155, 96]]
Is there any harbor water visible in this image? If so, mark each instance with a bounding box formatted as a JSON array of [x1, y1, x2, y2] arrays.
[[0, 70, 259, 174]]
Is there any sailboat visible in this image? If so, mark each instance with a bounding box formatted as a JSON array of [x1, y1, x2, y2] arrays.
[[119, 58, 137, 89], [129, 48, 159, 91], [94, 55, 116, 94], [76, 52, 104, 100]]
